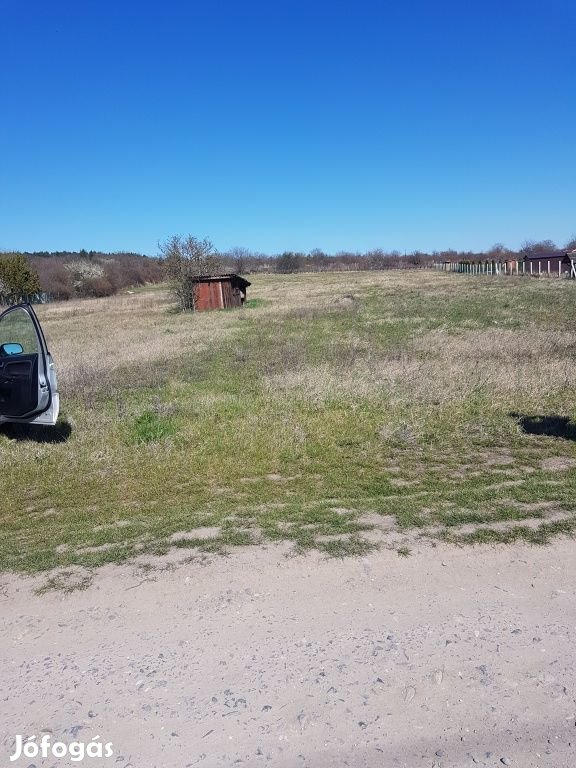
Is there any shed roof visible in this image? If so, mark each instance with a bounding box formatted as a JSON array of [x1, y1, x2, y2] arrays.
[[192, 273, 251, 288], [522, 252, 569, 262]]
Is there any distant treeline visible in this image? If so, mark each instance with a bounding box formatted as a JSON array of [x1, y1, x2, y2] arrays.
[[11, 237, 576, 300], [218, 238, 576, 274], [23, 250, 164, 299]]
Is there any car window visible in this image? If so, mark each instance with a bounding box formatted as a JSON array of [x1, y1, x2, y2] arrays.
[[0, 307, 39, 355]]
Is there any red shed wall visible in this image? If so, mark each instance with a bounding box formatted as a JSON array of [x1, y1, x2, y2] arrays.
[[195, 281, 224, 311], [194, 279, 243, 311]]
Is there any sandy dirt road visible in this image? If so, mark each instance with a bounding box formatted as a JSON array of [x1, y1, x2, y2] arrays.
[[1, 541, 576, 768]]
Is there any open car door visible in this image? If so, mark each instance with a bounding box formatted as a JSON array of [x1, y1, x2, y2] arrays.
[[0, 304, 59, 426]]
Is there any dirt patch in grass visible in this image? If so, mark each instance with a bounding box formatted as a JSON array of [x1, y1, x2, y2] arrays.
[[453, 509, 575, 536], [474, 449, 515, 465], [540, 456, 576, 472], [75, 543, 122, 554], [484, 479, 526, 490], [359, 512, 397, 530], [169, 527, 221, 541]]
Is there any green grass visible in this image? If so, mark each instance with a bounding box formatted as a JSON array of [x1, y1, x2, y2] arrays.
[[129, 410, 176, 444], [397, 546, 411, 557], [244, 298, 267, 309], [2, 271, 576, 574]]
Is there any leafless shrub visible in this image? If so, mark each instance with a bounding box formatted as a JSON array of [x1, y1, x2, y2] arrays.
[[159, 234, 222, 312]]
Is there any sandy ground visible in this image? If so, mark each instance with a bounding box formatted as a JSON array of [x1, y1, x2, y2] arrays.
[[1, 541, 576, 768]]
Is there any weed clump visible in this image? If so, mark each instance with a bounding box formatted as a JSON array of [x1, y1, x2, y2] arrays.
[[130, 410, 176, 444]]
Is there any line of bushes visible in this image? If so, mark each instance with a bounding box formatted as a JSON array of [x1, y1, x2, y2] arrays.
[[29, 252, 164, 299]]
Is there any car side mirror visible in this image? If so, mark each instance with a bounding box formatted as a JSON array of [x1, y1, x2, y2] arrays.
[[0, 343, 24, 356]]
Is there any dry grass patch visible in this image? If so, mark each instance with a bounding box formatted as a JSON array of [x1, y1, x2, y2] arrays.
[[35, 289, 239, 401]]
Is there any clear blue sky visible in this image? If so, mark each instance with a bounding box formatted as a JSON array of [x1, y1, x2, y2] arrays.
[[1, 0, 574, 255]]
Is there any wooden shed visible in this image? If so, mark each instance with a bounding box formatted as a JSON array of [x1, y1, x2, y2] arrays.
[[192, 274, 251, 311]]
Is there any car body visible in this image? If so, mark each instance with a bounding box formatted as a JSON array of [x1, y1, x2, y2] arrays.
[[0, 303, 59, 426]]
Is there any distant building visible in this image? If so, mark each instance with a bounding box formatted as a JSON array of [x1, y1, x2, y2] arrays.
[[191, 274, 251, 311], [522, 252, 573, 276]]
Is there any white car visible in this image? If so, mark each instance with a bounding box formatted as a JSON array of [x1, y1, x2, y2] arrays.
[[0, 303, 60, 426]]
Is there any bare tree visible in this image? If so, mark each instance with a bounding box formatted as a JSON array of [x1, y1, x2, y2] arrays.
[[226, 246, 251, 274], [159, 235, 222, 312], [486, 243, 510, 256], [519, 239, 557, 257]]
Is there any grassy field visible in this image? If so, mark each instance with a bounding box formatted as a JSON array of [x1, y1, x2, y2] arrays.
[[3, 270, 576, 577]]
